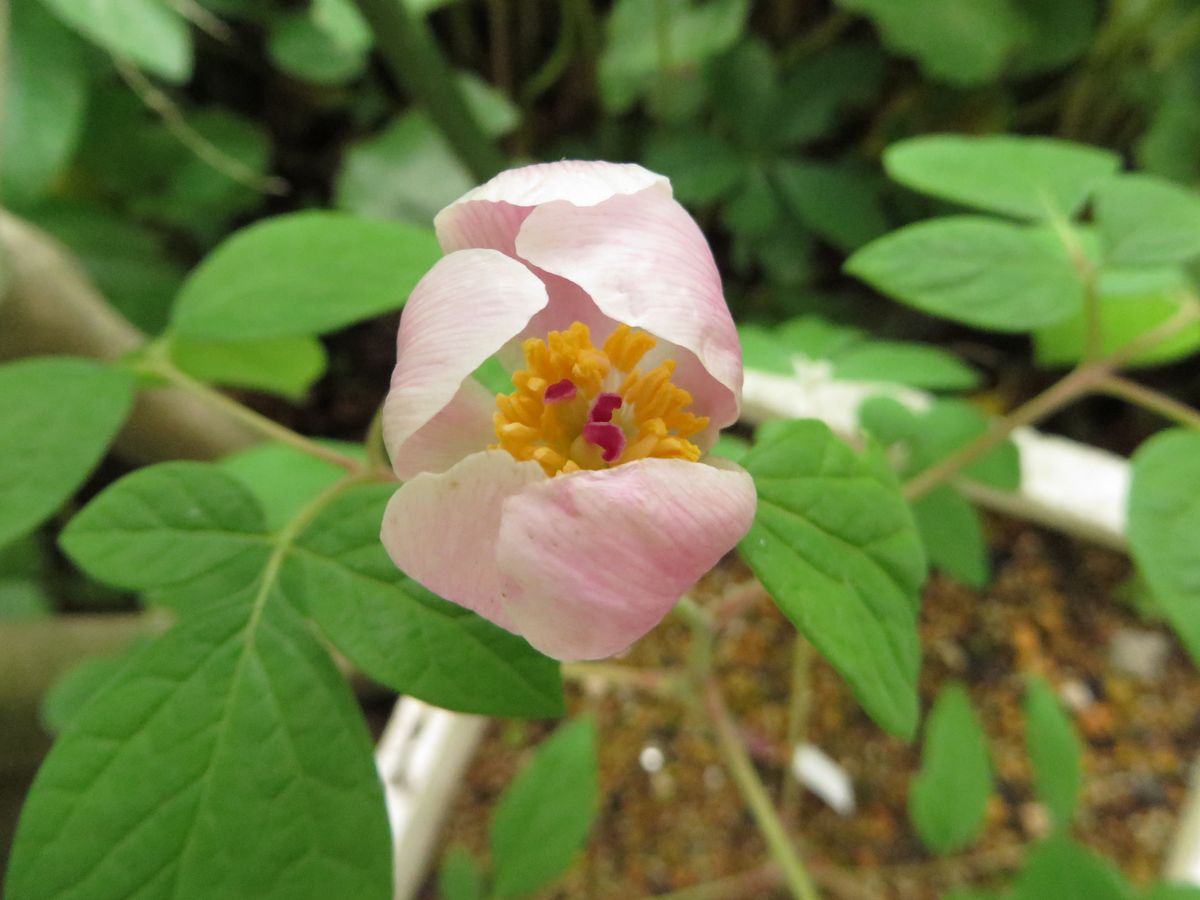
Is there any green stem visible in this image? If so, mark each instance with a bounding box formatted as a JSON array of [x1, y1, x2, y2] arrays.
[[705, 680, 822, 900], [365, 405, 389, 472], [351, 0, 505, 182], [780, 633, 812, 819], [1095, 375, 1200, 430]]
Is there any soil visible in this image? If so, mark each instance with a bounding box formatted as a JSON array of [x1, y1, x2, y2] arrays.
[[422, 518, 1199, 899]]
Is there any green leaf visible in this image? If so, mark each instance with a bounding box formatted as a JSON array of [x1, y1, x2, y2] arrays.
[[709, 39, 779, 151], [774, 158, 888, 252], [909, 683, 993, 853], [490, 718, 598, 897], [1145, 883, 1200, 900], [40, 0, 192, 82], [438, 845, 484, 900], [832, 342, 981, 391], [1024, 675, 1083, 828], [172, 212, 441, 339], [1128, 429, 1200, 665], [884, 135, 1120, 221], [1013, 836, 1133, 900], [709, 434, 751, 464], [836, 0, 1030, 85], [1008, 0, 1098, 75], [458, 72, 521, 138], [285, 485, 565, 718], [643, 128, 745, 206], [219, 442, 356, 532], [777, 42, 885, 146], [0, 358, 134, 548], [61, 462, 270, 590], [914, 487, 989, 588], [7, 597, 393, 899], [846, 216, 1084, 332], [1094, 174, 1200, 267], [268, 0, 371, 86], [0, 578, 52, 621], [1, 1, 87, 208], [777, 316, 865, 360], [739, 420, 926, 738], [40, 650, 132, 735], [168, 334, 328, 401], [738, 324, 795, 375], [918, 400, 1021, 491]]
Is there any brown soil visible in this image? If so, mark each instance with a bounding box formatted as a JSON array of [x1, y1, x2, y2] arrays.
[[424, 518, 1198, 899]]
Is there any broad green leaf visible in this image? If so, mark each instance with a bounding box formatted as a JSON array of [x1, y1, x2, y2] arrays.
[[846, 216, 1084, 332], [777, 316, 865, 360], [837, 0, 1029, 85], [832, 342, 981, 391], [599, 0, 748, 113], [1145, 884, 1200, 900], [1008, 0, 1097, 75], [40, 0, 192, 82], [777, 42, 885, 146], [914, 487, 989, 588], [774, 158, 888, 252], [1128, 430, 1200, 664], [0, 358, 134, 548], [643, 128, 745, 206], [909, 683, 992, 853], [172, 212, 441, 339], [738, 324, 795, 374], [438, 845, 484, 900], [7, 597, 393, 900], [219, 442, 356, 532], [884, 135, 1120, 221], [169, 334, 328, 400], [1095, 174, 1200, 267], [0, 578, 52, 620], [1, 1, 87, 208], [709, 434, 751, 464], [61, 462, 270, 590], [40, 650, 131, 734], [1139, 74, 1200, 184], [490, 718, 598, 897], [1024, 675, 1083, 828], [268, 0, 371, 85], [709, 39, 778, 151], [739, 420, 926, 738], [285, 485, 564, 718], [1014, 836, 1133, 900]]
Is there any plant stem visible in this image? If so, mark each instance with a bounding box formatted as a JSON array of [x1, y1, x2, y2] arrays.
[[1095, 375, 1200, 430], [705, 680, 822, 900], [780, 633, 813, 819], [351, 0, 505, 182]]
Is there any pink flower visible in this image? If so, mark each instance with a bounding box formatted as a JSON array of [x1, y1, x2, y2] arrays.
[[380, 161, 756, 661]]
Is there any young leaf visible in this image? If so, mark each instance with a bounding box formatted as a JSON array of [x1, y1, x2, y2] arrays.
[[883, 135, 1120, 221], [0, 358, 134, 548], [909, 683, 993, 854], [168, 334, 328, 401], [2, 1, 87, 209], [1128, 430, 1200, 665], [171, 212, 441, 340], [284, 485, 565, 718], [1094, 174, 1200, 267], [490, 718, 599, 897], [7, 598, 393, 900], [1024, 675, 1083, 828], [438, 846, 484, 900], [832, 342, 981, 391], [846, 217, 1084, 332], [739, 420, 926, 738], [39, 0, 192, 83], [914, 487, 989, 588], [1013, 836, 1133, 900], [61, 462, 271, 590]]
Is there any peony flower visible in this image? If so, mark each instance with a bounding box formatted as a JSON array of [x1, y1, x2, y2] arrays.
[[380, 161, 757, 661]]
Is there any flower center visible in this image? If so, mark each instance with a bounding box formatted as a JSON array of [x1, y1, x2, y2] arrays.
[[493, 322, 709, 476]]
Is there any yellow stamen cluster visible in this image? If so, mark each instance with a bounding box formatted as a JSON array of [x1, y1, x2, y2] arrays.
[[493, 322, 709, 476]]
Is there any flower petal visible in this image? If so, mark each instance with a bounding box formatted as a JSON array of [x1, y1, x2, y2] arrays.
[[494, 458, 757, 660], [388, 378, 497, 479], [435, 161, 670, 254], [382, 249, 548, 477], [381, 450, 546, 629], [515, 191, 742, 429]]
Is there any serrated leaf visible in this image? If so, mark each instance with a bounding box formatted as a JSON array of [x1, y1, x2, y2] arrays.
[[1024, 675, 1083, 828], [909, 683, 993, 853], [1095, 174, 1200, 267], [1014, 836, 1133, 900], [490, 718, 598, 897], [7, 597, 392, 899], [171, 212, 441, 339], [1128, 430, 1200, 665], [846, 216, 1085, 332], [61, 462, 270, 590], [884, 135, 1120, 221], [168, 334, 328, 400], [0, 358, 134, 548], [914, 487, 989, 588], [40, 0, 192, 83], [739, 420, 926, 738], [285, 485, 564, 718], [833, 342, 980, 391], [1, 1, 87, 208]]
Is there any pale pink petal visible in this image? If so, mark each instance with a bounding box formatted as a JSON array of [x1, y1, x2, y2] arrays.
[[382, 249, 548, 476], [494, 459, 757, 660], [435, 161, 671, 254], [381, 450, 546, 629], [515, 192, 742, 429], [388, 378, 497, 479]]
